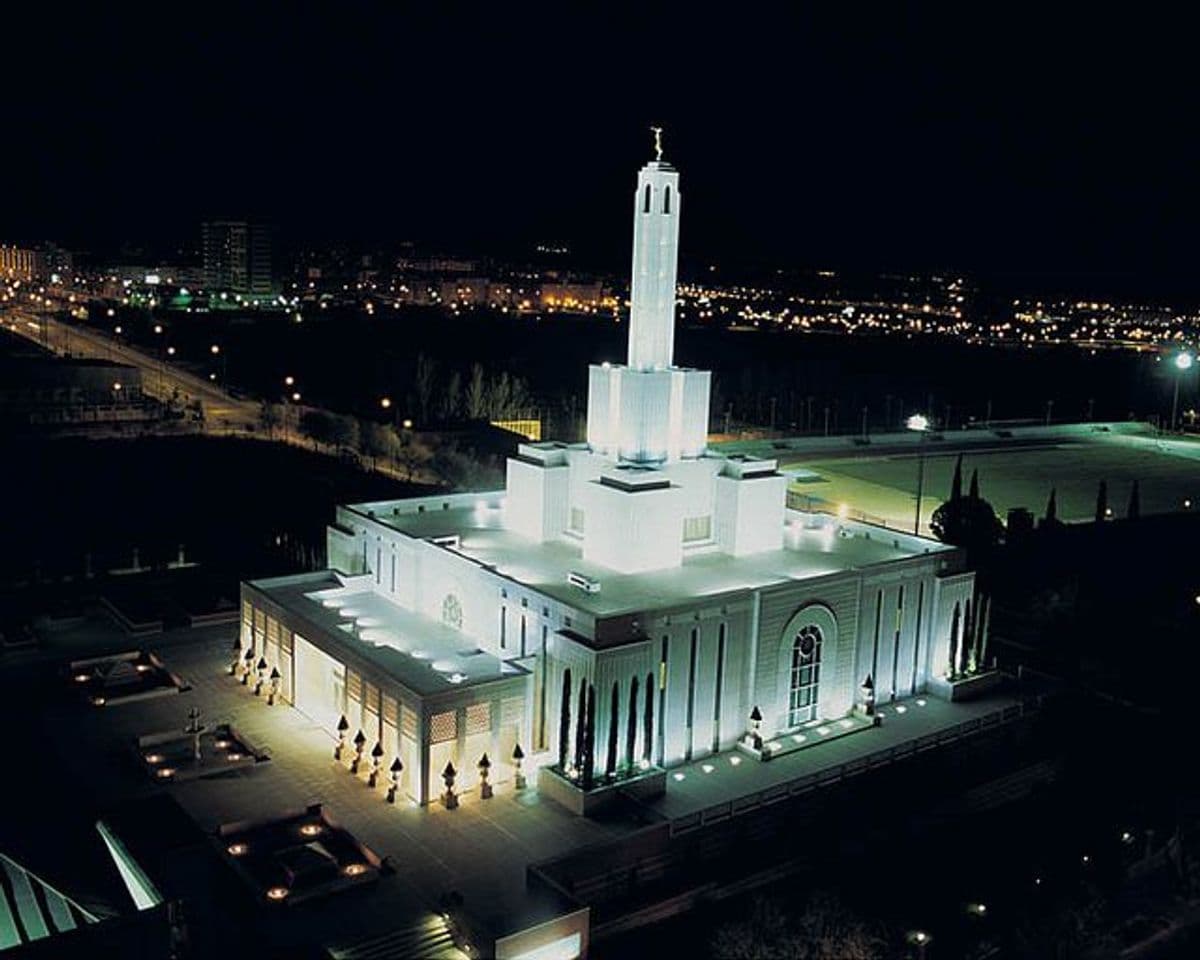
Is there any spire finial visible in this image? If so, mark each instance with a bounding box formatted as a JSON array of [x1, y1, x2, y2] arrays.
[[650, 126, 663, 162]]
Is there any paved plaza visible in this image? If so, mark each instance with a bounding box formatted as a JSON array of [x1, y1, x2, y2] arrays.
[[2, 614, 1031, 955]]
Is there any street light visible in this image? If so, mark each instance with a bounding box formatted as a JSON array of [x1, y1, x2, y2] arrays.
[[380, 397, 392, 410], [284, 375, 294, 386], [210, 344, 220, 355], [1171, 351, 1193, 432], [905, 929, 932, 959], [907, 414, 930, 535]]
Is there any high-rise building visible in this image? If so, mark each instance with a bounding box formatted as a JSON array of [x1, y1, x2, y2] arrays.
[[0, 244, 42, 280], [201, 221, 275, 297]]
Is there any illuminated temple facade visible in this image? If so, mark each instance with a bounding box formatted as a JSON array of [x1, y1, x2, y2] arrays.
[[240, 146, 980, 807]]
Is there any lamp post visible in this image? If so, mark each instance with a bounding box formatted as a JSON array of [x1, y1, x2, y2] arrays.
[[905, 929, 932, 959], [386, 757, 403, 803], [907, 414, 930, 535], [1171, 351, 1193, 433]]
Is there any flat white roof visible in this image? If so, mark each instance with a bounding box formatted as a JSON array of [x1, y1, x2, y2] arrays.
[[247, 572, 526, 697], [352, 504, 952, 618]]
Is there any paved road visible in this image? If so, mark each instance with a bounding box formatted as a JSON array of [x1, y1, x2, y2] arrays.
[[3, 309, 257, 426]]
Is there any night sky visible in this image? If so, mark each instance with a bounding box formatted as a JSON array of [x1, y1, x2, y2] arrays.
[[8, 7, 1198, 295]]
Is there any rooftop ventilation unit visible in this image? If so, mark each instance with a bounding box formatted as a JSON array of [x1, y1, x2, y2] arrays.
[[567, 571, 601, 594]]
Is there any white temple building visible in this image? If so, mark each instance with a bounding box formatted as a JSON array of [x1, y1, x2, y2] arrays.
[[240, 137, 981, 808]]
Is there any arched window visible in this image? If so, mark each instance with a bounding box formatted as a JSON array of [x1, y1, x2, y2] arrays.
[[643, 183, 652, 213], [663, 185, 671, 215], [788, 625, 823, 726]]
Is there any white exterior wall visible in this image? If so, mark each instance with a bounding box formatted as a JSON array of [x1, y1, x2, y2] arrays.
[[713, 474, 788, 556], [679, 368, 711, 457], [505, 458, 569, 543], [580, 481, 683, 573], [928, 572, 975, 681], [585, 364, 618, 455], [628, 161, 680, 372]]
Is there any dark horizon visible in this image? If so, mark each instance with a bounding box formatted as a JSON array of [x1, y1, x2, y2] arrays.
[[8, 7, 1200, 301]]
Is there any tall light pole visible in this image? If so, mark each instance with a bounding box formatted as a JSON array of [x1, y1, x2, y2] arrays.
[[1171, 351, 1193, 432], [907, 414, 930, 535]]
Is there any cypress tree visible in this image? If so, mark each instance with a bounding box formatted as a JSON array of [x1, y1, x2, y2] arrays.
[[1044, 487, 1058, 525], [948, 602, 961, 679], [643, 672, 654, 764], [606, 683, 619, 780], [557, 669, 571, 771], [625, 675, 639, 770], [963, 597, 974, 673], [973, 594, 989, 671], [950, 454, 964, 501], [574, 676, 587, 773], [1127, 480, 1141, 520], [1095, 480, 1108, 522], [582, 683, 597, 790], [977, 594, 992, 670], [968, 468, 980, 500]]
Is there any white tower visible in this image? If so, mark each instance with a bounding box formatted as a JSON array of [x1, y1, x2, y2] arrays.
[[585, 130, 711, 464], [628, 128, 680, 371]]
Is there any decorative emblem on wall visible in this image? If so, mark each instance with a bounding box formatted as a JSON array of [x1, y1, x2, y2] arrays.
[[442, 593, 463, 630]]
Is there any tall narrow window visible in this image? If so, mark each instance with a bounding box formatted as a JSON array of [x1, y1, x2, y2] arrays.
[[520, 615, 527, 658], [499, 606, 507, 651], [658, 636, 668, 765], [390, 555, 396, 593], [643, 183, 652, 213], [685, 628, 698, 761], [375, 547, 381, 585], [871, 590, 883, 687], [788, 625, 823, 727], [891, 586, 904, 701], [537, 627, 549, 749], [911, 581, 925, 696], [663, 185, 671, 214], [712, 623, 726, 753]]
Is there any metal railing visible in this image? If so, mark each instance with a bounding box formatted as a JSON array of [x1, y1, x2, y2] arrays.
[[670, 697, 1039, 836]]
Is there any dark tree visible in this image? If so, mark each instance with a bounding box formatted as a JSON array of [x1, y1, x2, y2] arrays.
[[962, 597, 974, 673], [557, 669, 571, 771], [1095, 480, 1108, 522], [574, 676, 587, 773], [960, 598, 973, 675], [625, 675, 639, 770], [643, 673, 654, 764], [948, 602, 961, 679], [973, 594, 989, 670], [606, 683, 619, 780], [950, 453, 963, 501], [1127, 480, 1141, 520], [1043, 487, 1059, 527], [582, 683, 597, 790], [968, 467, 980, 500], [930, 494, 1003, 552]]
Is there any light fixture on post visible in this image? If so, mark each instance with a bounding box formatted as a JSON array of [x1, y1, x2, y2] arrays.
[[241, 647, 255, 685], [386, 757, 403, 803], [477, 753, 493, 799], [350, 730, 367, 774], [267, 667, 281, 706], [907, 413, 930, 535], [1171, 351, 1193, 432], [747, 705, 763, 750], [335, 714, 349, 760], [253, 657, 268, 696], [368, 741, 384, 787], [512, 743, 526, 790]]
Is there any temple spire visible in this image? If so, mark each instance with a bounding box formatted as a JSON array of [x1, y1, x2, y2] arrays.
[[627, 144, 681, 370]]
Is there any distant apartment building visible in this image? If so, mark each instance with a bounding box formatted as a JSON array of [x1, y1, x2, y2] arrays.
[[201, 221, 276, 297], [1, 244, 42, 280]]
